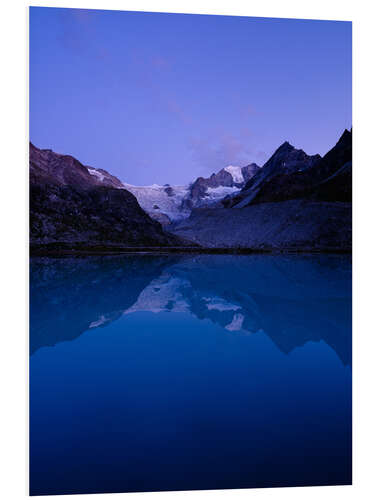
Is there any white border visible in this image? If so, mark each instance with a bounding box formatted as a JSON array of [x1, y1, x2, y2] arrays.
[[1, 1, 374, 499]]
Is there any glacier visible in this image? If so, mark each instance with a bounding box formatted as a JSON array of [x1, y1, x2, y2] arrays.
[[87, 163, 260, 225]]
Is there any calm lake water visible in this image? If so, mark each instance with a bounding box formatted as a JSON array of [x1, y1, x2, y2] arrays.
[[29, 254, 352, 495]]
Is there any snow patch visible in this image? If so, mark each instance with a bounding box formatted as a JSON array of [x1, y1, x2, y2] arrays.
[[87, 168, 105, 182], [224, 165, 244, 183], [205, 186, 241, 199]]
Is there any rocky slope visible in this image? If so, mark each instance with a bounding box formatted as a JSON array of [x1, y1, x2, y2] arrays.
[[30, 143, 183, 250], [30, 142, 123, 189], [171, 200, 351, 251]]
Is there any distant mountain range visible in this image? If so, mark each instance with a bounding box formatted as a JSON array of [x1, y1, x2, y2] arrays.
[[29, 129, 352, 252], [120, 164, 260, 225], [171, 130, 352, 251]]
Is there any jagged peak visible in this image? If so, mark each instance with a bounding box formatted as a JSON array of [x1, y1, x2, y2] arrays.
[[274, 141, 295, 154], [338, 128, 352, 143], [323, 129, 352, 157]]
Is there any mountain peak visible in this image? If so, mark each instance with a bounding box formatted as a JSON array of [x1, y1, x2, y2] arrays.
[[275, 141, 294, 154], [223, 165, 244, 183], [337, 128, 352, 147]]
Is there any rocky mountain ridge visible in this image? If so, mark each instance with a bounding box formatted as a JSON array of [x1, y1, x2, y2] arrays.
[[30, 143, 183, 250], [182, 164, 260, 210], [170, 130, 352, 251], [225, 142, 321, 208], [227, 129, 351, 207], [30, 142, 123, 189], [30, 129, 352, 253]]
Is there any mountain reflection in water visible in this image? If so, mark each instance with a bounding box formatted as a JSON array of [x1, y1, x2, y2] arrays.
[[30, 254, 352, 495], [30, 254, 351, 364]]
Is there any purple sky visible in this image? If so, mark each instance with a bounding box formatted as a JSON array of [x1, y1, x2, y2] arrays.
[[29, 7, 352, 185]]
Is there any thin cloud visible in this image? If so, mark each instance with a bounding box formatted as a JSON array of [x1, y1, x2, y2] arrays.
[[166, 99, 193, 125], [242, 104, 258, 117], [129, 51, 194, 125], [187, 128, 265, 172], [188, 133, 256, 172], [151, 56, 170, 69], [57, 8, 110, 62]]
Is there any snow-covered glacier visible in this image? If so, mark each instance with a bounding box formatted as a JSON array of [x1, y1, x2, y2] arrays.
[[88, 162, 260, 225], [122, 183, 191, 223]]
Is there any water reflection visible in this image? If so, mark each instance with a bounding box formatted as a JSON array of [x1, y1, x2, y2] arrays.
[[30, 254, 351, 364], [30, 254, 352, 495]]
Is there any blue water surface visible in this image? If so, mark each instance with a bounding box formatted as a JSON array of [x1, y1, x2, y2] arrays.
[[30, 254, 352, 495]]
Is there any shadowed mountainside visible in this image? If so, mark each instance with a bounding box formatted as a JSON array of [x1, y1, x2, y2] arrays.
[[228, 129, 352, 207]]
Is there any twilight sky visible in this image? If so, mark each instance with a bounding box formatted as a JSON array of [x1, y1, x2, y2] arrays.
[[29, 7, 352, 186]]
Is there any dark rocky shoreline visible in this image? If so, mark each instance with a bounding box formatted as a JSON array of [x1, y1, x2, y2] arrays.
[[30, 245, 351, 257]]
